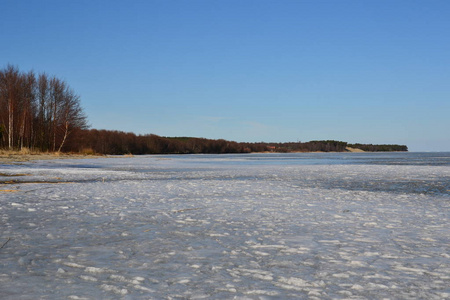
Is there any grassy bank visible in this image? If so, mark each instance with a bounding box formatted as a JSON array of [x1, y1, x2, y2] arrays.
[[0, 149, 100, 164]]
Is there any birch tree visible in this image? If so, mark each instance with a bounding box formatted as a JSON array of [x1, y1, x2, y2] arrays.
[[0, 65, 88, 152], [0, 65, 21, 149]]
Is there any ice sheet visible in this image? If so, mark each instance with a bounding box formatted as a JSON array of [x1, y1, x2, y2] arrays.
[[1, 154, 449, 299]]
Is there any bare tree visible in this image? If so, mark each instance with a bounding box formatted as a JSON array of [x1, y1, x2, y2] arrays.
[[0, 65, 88, 152], [36, 73, 50, 150], [56, 89, 87, 152], [0, 65, 21, 149], [18, 71, 36, 149]]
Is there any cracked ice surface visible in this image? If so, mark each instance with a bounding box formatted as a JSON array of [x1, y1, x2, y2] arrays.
[[1, 153, 449, 299]]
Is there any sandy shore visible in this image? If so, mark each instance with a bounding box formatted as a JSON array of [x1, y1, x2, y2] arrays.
[[345, 147, 365, 152]]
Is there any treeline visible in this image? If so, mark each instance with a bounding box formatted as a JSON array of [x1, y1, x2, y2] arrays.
[[1, 65, 408, 155], [67, 130, 249, 154], [0, 65, 88, 152], [64, 129, 407, 155]]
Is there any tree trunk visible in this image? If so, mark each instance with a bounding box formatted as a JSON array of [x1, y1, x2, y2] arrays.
[[8, 98, 13, 150], [57, 121, 70, 153]]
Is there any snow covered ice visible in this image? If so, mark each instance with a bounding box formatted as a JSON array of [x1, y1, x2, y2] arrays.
[[1, 153, 449, 299]]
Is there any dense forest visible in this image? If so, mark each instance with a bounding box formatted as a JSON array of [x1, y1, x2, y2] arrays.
[[65, 130, 407, 155], [1, 65, 408, 155]]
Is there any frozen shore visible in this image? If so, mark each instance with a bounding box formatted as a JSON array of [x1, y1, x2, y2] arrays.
[[1, 154, 449, 299], [0, 152, 102, 165]]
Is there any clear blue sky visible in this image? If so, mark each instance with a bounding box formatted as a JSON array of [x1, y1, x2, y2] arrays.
[[1, 0, 449, 151]]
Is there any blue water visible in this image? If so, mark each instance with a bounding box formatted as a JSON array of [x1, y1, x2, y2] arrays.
[[172, 152, 450, 167]]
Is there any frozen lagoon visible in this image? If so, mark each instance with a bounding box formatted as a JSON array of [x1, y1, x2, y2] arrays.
[[1, 153, 449, 299]]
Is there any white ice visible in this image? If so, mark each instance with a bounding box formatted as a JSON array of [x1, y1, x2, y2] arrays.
[[0, 154, 449, 299]]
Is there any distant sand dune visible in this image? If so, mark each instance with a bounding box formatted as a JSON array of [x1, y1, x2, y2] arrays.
[[345, 147, 365, 152]]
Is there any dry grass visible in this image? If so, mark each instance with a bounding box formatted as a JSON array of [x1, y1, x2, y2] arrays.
[[0, 189, 19, 193], [80, 147, 96, 155], [0, 148, 47, 156], [18, 147, 32, 155], [0, 148, 101, 164]]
